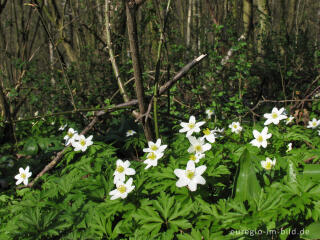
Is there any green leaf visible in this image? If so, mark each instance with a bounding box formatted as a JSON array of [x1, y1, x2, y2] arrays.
[[301, 222, 320, 239], [303, 164, 320, 180], [234, 148, 261, 202], [169, 219, 192, 230], [22, 138, 39, 155]]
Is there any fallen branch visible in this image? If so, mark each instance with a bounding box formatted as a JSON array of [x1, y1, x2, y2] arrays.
[[17, 100, 138, 189], [143, 54, 207, 123], [18, 53, 207, 189], [158, 54, 207, 95]]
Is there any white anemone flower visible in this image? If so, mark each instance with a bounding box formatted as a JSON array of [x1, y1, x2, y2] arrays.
[[229, 122, 242, 134], [200, 128, 216, 143], [14, 166, 32, 186], [264, 107, 287, 125], [174, 160, 206, 191], [64, 128, 78, 146], [261, 157, 276, 170], [187, 136, 211, 154], [143, 151, 164, 169], [189, 152, 205, 164], [286, 115, 294, 125], [307, 118, 320, 129], [109, 178, 135, 200], [212, 127, 224, 138], [59, 124, 68, 131], [72, 135, 93, 152], [179, 116, 205, 137], [126, 130, 136, 137], [286, 143, 292, 152], [250, 127, 272, 148], [113, 159, 136, 184], [143, 139, 167, 154], [205, 109, 214, 119]]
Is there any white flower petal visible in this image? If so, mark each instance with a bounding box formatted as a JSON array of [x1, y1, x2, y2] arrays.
[[176, 177, 188, 188], [195, 165, 207, 176], [125, 168, 136, 175], [195, 175, 206, 185], [174, 169, 185, 178], [188, 181, 197, 191], [189, 116, 196, 124]]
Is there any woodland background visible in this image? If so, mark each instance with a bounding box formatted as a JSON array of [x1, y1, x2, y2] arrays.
[[0, 0, 319, 145], [1, 1, 320, 239]]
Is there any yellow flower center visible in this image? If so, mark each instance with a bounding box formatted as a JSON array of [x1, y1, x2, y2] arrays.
[[188, 123, 195, 129], [272, 113, 278, 119], [257, 135, 263, 143], [20, 173, 26, 179], [195, 145, 202, 152], [148, 152, 157, 160], [189, 155, 196, 161], [80, 139, 86, 146], [68, 132, 74, 138], [128, 130, 133, 134], [233, 124, 238, 129], [186, 170, 195, 179], [265, 162, 272, 170], [151, 145, 158, 151], [312, 122, 317, 126], [116, 165, 124, 173], [117, 185, 126, 194], [203, 128, 211, 135]]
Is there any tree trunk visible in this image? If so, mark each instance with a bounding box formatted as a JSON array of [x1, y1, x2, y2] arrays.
[[242, 0, 253, 38], [125, 1, 153, 141], [257, 0, 270, 61], [104, 0, 129, 103], [0, 82, 14, 143], [186, 0, 192, 47]]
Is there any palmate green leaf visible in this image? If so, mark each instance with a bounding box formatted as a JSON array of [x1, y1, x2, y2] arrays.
[[133, 206, 163, 224], [144, 167, 177, 194], [177, 228, 231, 240], [169, 201, 194, 221], [207, 164, 230, 177], [153, 192, 175, 220], [169, 219, 192, 231], [284, 126, 312, 143], [234, 148, 261, 202], [134, 193, 193, 237]]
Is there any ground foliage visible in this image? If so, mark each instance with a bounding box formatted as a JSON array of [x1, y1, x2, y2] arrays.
[[0, 1, 320, 239], [1, 106, 320, 239]]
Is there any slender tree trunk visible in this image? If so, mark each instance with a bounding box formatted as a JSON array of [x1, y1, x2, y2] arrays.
[[186, 0, 192, 47], [104, 0, 129, 103], [257, 0, 270, 61], [125, 1, 153, 141]]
